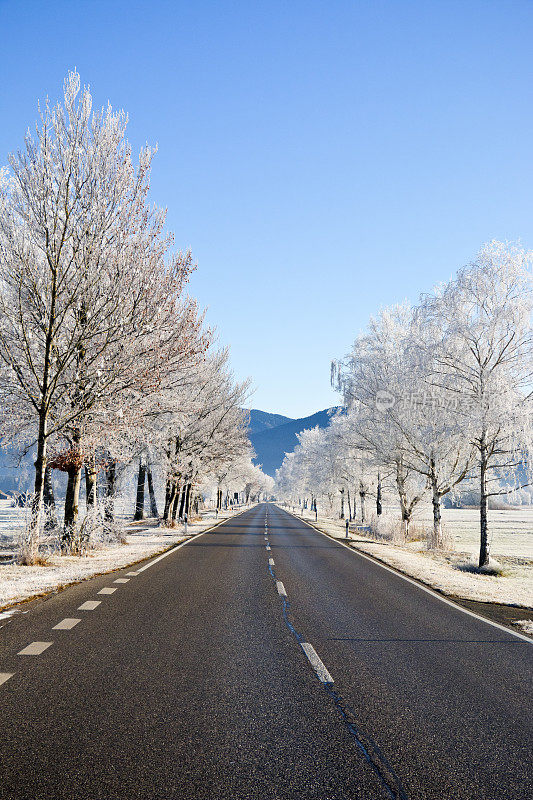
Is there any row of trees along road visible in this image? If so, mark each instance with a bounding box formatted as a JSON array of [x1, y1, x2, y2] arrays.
[[0, 71, 271, 562], [276, 242, 533, 567]]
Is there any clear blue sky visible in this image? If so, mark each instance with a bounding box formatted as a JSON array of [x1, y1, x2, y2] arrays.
[[1, 0, 532, 417]]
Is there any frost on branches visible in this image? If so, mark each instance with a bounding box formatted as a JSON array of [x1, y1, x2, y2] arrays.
[[0, 71, 267, 563], [277, 242, 533, 568]]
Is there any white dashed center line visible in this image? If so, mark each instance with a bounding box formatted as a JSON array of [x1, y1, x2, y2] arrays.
[[126, 572, 139, 576], [301, 643, 334, 684], [52, 618, 81, 630], [78, 601, 101, 611], [266, 545, 271, 551], [114, 578, 129, 584], [269, 558, 275, 566], [0, 672, 14, 686], [98, 587, 117, 595], [276, 581, 287, 597], [18, 642, 52, 656]]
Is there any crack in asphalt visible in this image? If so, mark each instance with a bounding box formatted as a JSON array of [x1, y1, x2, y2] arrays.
[[264, 516, 409, 800]]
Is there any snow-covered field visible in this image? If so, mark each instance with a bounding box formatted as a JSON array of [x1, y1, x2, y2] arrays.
[[414, 506, 533, 560], [0, 501, 247, 611], [284, 505, 533, 609]]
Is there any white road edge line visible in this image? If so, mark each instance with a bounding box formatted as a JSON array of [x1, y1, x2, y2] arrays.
[[279, 506, 533, 645], [301, 642, 334, 683], [0, 672, 14, 686], [136, 506, 251, 574], [276, 581, 287, 597], [18, 642, 52, 656]]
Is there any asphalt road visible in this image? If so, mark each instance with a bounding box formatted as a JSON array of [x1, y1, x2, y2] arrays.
[[0, 503, 531, 799]]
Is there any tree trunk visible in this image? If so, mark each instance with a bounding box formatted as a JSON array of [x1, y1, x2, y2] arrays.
[[104, 459, 116, 522], [85, 460, 97, 510], [165, 483, 178, 524], [30, 411, 48, 552], [63, 466, 82, 550], [184, 483, 192, 517], [359, 484, 366, 524], [339, 488, 344, 519], [43, 464, 55, 508], [429, 462, 444, 549], [178, 483, 187, 519], [146, 465, 158, 518], [171, 483, 182, 522], [134, 459, 146, 521], [43, 464, 57, 529], [376, 473, 382, 516], [396, 460, 410, 538], [431, 489, 443, 549], [163, 479, 173, 521], [346, 489, 352, 521], [28, 258, 57, 557], [479, 442, 490, 567]]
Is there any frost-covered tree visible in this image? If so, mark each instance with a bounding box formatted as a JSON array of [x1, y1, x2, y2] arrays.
[[331, 241, 532, 560], [156, 348, 251, 525], [0, 71, 209, 555], [338, 304, 475, 547], [420, 241, 533, 565], [332, 314, 428, 537]]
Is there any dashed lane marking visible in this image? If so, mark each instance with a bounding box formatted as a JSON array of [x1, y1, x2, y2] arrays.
[[2, 509, 259, 685], [301, 643, 334, 684], [269, 558, 275, 566], [18, 642, 52, 656], [276, 581, 287, 597], [266, 545, 271, 551], [52, 618, 81, 630]]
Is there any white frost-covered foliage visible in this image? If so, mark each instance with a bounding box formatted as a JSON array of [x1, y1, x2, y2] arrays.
[[276, 242, 533, 567], [0, 71, 260, 561]]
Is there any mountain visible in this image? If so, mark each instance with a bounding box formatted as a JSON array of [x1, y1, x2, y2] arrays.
[[249, 408, 339, 477], [0, 449, 34, 493], [247, 409, 294, 435]]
